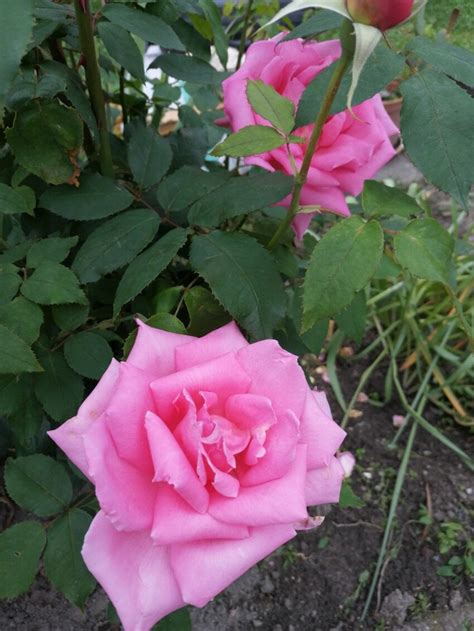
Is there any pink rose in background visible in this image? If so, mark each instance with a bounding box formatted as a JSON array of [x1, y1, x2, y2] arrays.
[[49, 321, 346, 631], [222, 36, 398, 240]]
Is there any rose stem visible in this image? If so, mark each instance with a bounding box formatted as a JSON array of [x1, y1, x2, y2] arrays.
[[266, 19, 355, 251], [73, 0, 114, 178], [237, 0, 255, 70]]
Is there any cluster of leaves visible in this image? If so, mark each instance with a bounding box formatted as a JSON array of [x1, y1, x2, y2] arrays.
[[0, 0, 472, 622]]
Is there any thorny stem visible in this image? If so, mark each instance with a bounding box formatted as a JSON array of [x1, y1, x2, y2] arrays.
[[266, 20, 354, 250], [74, 0, 114, 177]]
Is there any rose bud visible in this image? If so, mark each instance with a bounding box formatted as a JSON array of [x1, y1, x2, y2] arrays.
[[346, 0, 414, 31]]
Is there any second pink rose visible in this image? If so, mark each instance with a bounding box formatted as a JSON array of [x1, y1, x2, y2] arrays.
[[222, 36, 398, 239]]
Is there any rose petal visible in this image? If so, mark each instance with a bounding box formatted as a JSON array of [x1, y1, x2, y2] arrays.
[[145, 411, 209, 513], [127, 320, 195, 378], [236, 341, 308, 417], [83, 417, 156, 531], [175, 322, 248, 371], [209, 445, 308, 526], [170, 524, 296, 607], [313, 389, 332, 416], [48, 359, 120, 479], [337, 451, 356, 478], [152, 484, 249, 545], [82, 512, 184, 631], [224, 393, 276, 431], [150, 353, 251, 426], [300, 390, 346, 469], [104, 363, 155, 472], [305, 456, 345, 506], [239, 410, 300, 486]]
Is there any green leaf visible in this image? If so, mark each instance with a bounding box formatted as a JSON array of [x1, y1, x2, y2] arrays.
[[156, 607, 192, 631], [123, 313, 187, 358], [184, 286, 230, 336], [362, 181, 421, 219], [0, 0, 34, 118], [187, 171, 294, 227], [21, 262, 86, 306], [212, 125, 286, 157], [52, 303, 90, 332], [35, 350, 84, 422], [373, 253, 401, 280], [0, 263, 21, 305], [0, 374, 33, 416], [157, 166, 226, 212], [72, 209, 160, 284], [303, 217, 383, 330], [102, 3, 184, 51], [282, 9, 343, 42], [401, 70, 474, 209], [114, 228, 189, 316], [0, 323, 42, 374], [296, 44, 404, 126], [29, 18, 58, 50], [0, 522, 45, 599], [6, 102, 83, 185], [26, 236, 78, 268], [149, 53, 222, 85], [0, 296, 43, 344], [335, 291, 367, 344], [0, 182, 33, 215], [5, 454, 72, 517], [407, 36, 474, 88], [339, 480, 365, 508], [98, 21, 145, 81], [15, 185, 36, 214], [5, 67, 65, 109], [43, 509, 96, 608], [40, 61, 98, 139], [279, 287, 328, 355], [0, 241, 32, 265], [64, 332, 113, 380], [153, 285, 183, 315], [40, 173, 133, 221], [246, 80, 295, 134], [198, 0, 228, 68], [394, 218, 454, 284], [127, 122, 173, 189], [190, 231, 286, 340]]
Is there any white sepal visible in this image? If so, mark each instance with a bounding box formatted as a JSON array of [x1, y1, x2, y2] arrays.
[[347, 23, 382, 110], [263, 0, 350, 30], [407, 0, 429, 22]]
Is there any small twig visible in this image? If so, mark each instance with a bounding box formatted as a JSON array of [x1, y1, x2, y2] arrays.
[[333, 521, 383, 531], [0, 495, 15, 530], [119, 66, 128, 125], [421, 483, 433, 542]]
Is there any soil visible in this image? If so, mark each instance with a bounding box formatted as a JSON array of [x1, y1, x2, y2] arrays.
[[1, 155, 473, 630]]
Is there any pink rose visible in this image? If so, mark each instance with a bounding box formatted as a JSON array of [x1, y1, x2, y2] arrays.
[[49, 321, 346, 630], [222, 36, 398, 239]]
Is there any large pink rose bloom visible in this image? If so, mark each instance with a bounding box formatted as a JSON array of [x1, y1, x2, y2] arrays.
[[222, 36, 398, 240], [49, 321, 346, 631]]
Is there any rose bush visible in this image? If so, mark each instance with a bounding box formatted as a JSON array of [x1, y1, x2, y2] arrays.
[[49, 321, 346, 630], [222, 36, 398, 239]]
